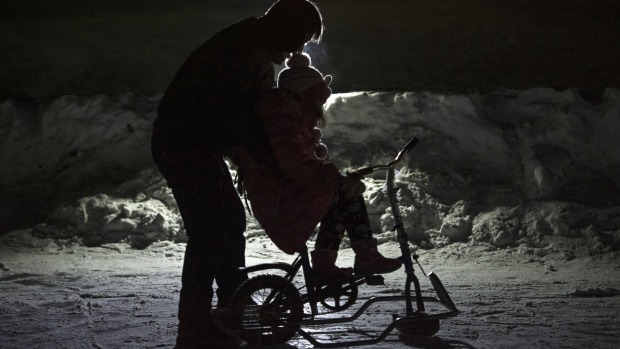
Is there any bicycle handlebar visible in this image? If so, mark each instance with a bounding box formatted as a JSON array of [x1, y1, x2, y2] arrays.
[[356, 136, 419, 176]]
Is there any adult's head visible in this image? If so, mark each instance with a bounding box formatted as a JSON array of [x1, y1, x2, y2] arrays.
[[263, 0, 324, 54]]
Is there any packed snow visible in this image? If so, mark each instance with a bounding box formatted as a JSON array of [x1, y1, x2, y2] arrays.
[[1, 88, 619, 348], [2, 88, 619, 254]]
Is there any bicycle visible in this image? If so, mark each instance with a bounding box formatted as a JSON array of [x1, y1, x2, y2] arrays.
[[225, 137, 459, 347]]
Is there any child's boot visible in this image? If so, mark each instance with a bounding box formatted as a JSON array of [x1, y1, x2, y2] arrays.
[[311, 249, 353, 278], [352, 238, 401, 275]]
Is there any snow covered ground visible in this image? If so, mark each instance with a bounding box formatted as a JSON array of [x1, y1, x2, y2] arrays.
[[1, 88, 620, 348], [0, 236, 618, 349]]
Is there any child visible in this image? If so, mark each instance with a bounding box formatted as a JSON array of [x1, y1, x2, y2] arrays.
[[234, 52, 401, 276]]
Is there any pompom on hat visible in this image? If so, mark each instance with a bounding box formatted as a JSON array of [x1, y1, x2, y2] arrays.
[[277, 52, 332, 104]]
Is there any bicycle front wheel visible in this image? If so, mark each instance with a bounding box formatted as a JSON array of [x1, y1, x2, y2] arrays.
[[229, 274, 304, 345]]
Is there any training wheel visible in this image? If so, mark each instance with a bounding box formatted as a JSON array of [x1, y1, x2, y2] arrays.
[[393, 315, 440, 336]]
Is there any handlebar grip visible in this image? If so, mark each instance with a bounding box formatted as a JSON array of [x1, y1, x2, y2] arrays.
[[356, 137, 419, 176], [356, 167, 374, 176], [395, 136, 419, 160], [402, 137, 419, 153]]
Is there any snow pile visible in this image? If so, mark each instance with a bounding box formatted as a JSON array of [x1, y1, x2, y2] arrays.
[[570, 287, 620, 297], [323, 89, 620, 205], [323, 89, 620, 255], [0, 93, 160, 232], [34, 169, 183, 249], [1, 88, 620, 255], [0, 93, 159, 185]]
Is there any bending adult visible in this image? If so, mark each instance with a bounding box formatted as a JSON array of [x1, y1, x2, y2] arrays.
[[150, 1, 323, 348]]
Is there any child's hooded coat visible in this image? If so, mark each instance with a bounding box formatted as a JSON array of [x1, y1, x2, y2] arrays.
[[241, 90, 342, 254]]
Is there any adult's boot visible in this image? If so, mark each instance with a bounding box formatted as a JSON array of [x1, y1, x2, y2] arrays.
[[175, 294, 237, 349]]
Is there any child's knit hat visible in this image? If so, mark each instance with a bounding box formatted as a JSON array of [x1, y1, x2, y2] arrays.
[[277, 52, 332, 104]]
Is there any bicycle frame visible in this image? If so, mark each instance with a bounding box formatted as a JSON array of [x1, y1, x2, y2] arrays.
[[234, 137, 459, 347], [239, 243, 368, 318]]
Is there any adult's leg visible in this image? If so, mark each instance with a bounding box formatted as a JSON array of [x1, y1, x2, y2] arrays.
[[214, 161, 247, 307], [171, 155, 240, 348], [174, 175, 230, 304]]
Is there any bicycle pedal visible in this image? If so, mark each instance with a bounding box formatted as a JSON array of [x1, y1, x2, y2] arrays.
[[365, 274, 385, 285]]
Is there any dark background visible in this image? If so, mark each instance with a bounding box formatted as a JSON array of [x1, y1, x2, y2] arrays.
[[1, 0, 619, 101]]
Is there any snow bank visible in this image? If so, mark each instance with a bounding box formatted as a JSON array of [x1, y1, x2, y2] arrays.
[[0, 94, 160, 232], [1, 89, 619, 255]]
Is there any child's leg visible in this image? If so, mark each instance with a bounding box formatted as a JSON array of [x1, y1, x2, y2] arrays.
[[315, 195, 371, 250], [311, 196, 358, 276], [320, 194, 401, 275], [313, 194, 400, 275], [315, 202, 346, 250], [337, 195, 373, 242]]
